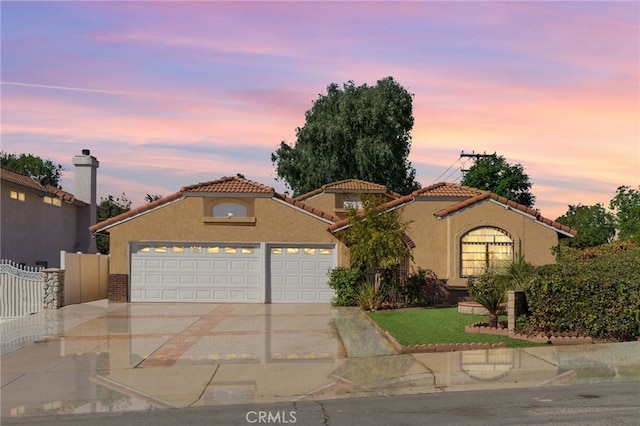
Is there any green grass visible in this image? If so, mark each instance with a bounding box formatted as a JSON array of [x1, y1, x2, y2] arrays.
[[368, 307, 545, 348]]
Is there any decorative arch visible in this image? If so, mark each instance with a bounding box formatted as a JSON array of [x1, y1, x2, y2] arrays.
[[460, 226, 513, 277]]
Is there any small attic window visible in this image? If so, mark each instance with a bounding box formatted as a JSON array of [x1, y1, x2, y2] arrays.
[[213, 202, 247, 218], [343, 196, 362, 209]]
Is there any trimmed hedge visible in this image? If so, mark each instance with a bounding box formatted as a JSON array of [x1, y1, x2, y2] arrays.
[[525, 241, 640, 341]]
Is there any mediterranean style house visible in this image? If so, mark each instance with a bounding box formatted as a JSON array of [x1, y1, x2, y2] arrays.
[[90, 176, 576, 304], [1, 150, 99, 268]]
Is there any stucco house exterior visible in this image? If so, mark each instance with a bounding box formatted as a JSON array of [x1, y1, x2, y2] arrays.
[[91, 176, 575, 304], [1, 150, 99, 268]]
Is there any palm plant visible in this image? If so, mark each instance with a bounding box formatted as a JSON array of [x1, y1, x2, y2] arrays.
[[495, 255, 536, 291], [467, 271, 505, 328]]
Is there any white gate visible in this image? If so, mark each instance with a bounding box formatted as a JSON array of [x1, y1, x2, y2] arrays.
[[0, 260, 43, 317]]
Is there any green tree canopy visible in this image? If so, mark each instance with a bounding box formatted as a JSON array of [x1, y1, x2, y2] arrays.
[[556, 203, 616, 248], [271, 77, 420, 196], [0, 152, 64, 188], [96, 193, 131, 254], [610, 185, 640, 242], [460, 153, 536, 207], [338, 194, 413, 274]]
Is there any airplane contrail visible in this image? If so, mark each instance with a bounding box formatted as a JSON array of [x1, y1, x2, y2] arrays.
[[1, 81, 238, 105]]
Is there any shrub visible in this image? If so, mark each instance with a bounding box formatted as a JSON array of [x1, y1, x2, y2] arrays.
[[467, 271, 506, 328], [357, 282, 381, 311], [328, 267, 364, 306], [404, 268, 450, 306], [495, 255, 537, 291], [525, 241, 640, 341]]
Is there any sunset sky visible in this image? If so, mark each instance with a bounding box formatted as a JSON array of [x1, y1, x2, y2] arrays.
[[2, 1, 638, 220]]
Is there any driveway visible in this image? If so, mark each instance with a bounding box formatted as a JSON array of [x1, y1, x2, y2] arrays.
[[1, 301, 413, 416], [2, 301, 638, 418]]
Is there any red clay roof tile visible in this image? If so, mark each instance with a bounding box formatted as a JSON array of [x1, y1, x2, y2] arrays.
[[1, 168, 79, 203], [90, 175, 339, 233], [295, 179, 401, 201], [181, 176, 275, 194], [412, 182, 484, 198], [330, 182, 576, 237], [433, 192, 578, 236]]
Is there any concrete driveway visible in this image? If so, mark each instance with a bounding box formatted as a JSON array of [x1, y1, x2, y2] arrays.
[[1, 301, 407, 416], [2, 301, 639, 419]]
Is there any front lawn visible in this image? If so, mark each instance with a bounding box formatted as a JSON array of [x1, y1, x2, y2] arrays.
[[368, 307, 545, 348]]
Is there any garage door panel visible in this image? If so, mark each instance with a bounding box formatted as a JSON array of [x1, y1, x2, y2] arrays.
[[162, 275, 178, 285], [145, 259, 162, 269], [196, 260, 213, 269], [145, 274, 161, 284], [269, 245, 336, 303], [196, 275, 212, 285], [179, 259, 196, 269], [179, 275, 194, 284], [131, 243, 260, 303], [162, 259, 179, 269], [179, 290, 195, 300]]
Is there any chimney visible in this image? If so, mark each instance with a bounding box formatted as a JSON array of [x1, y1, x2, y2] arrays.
[[73, 149, 99, 253]]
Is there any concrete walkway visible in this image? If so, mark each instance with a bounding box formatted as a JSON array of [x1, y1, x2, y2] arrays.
[[1, 301, 639, 418]]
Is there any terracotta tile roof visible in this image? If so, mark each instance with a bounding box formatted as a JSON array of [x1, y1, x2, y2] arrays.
[[330, 182, 577, 237], [0, 168, 78, 203], [90, 175, 339, 233], [295, 179, 401, 201], [181, 176, 275, 194], [434, 192, 578, 236], [412, 182, 485, 198]]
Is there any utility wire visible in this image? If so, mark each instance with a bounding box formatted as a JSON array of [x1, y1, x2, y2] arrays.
[[432, 157, 462, 184]]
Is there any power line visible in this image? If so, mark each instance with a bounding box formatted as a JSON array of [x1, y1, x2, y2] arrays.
[[432, 157, 462, 184], [460, 150, 492, 173]]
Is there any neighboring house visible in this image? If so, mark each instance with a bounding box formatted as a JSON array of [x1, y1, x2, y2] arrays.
[[1, 150, 99, 268], [91, 176, 576, 304]]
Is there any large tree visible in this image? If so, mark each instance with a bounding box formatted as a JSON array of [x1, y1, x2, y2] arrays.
[[0, 152, 64, 188], [271, 77, 420, 196], [609, 185, 640, 242], [556, 203, 616, 248], [460, 153, 536, 207], [96, 193, 131, 254]]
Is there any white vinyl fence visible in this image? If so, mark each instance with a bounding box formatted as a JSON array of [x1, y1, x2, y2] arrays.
[[0, 260, 43, 317]]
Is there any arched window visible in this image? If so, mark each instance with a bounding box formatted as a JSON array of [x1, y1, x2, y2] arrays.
[[460, 227, 513, 277], [212, 202, 247, 218]]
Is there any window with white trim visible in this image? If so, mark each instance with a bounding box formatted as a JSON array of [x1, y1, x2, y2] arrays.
[[460, 227, 513, 277]]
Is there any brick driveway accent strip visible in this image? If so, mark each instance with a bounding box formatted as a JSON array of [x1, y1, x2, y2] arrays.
[[139, 305, 237, 368]]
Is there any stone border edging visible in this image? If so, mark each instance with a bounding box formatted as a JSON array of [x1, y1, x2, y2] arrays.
[[465, 322, 593, 345], [362, 311, 507, 354]]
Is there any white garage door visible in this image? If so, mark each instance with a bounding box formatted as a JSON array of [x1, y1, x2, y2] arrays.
[[130, 243, 261, 302], [269, 245, 336, 303]]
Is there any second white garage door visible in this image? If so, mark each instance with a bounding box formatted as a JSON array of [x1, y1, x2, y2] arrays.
[[269, 245, 335, 303]]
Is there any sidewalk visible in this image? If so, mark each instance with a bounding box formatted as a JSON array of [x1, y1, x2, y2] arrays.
[[2, 301, 639, 418]]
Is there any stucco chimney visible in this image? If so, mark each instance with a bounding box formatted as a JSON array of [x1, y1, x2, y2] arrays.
[[73, 149, 99, 253]]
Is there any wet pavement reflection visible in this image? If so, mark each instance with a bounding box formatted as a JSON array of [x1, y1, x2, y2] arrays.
[[1, 301, 639, 418]]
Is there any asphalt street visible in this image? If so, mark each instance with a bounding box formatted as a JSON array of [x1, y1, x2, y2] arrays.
[[4, 381, 639, 426]]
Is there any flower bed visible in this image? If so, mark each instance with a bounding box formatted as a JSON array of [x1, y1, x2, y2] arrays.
[[465, 322, 593, 345]]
